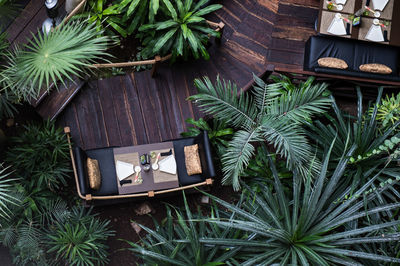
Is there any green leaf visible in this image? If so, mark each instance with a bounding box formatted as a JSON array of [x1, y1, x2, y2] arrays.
[[153, 28, 178, 53], [127, 0, 140, 16], [156, 20, 178, 30], [194, 4, 223, 17], [150, 0, 159, 15], [185, 16, 205, 24], [162, 0, 178, 20]]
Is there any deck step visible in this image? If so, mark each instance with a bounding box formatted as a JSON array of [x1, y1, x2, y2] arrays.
[[35, 77, 85, 121]]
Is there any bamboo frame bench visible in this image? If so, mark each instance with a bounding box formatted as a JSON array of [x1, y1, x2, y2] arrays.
[[64, 127, 214, 203]]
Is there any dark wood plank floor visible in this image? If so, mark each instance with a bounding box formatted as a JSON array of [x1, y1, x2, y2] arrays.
[[4, 0, 320, 150]]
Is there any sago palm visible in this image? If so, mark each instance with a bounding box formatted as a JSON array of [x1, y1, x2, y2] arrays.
[[189, 74, 331, 190], [201, 144, 400, 265], [4, 20, 110, 100]]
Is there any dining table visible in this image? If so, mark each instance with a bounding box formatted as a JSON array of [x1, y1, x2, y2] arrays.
[[317, 0, 400, 46]]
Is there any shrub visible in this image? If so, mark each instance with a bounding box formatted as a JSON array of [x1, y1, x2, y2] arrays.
[[181, 117, 233, 158], [116, 0, 162, 35], [0, 198, 70, 265], [189, 74, 331, 190], [46, 206, 115, 266], [127, 193, 239, 265], [5, 120, 71, 192], [75, 0, 128, 37], [306, 87, 400, 203], [138, 0, 222, 61], [200, 144, 400, 265], [369, 92, 400, 134], [2, 20, 110, 100]]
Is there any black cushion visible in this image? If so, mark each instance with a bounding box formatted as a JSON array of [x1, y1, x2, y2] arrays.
[[85, 147, 118, 196], [73, 146, 118, 196], [353, 40, 399, 74], [304, 35, 356, 70], [173, 131, 216, 186], [304, 35, 400, 80]]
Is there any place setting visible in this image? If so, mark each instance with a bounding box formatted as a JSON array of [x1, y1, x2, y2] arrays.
[[363, 0, 393, 20], [327, 13, 352, 36], [325, 0, 355, 13]]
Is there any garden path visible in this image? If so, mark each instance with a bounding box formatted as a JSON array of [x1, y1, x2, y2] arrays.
[[4, 0, 320, 149]]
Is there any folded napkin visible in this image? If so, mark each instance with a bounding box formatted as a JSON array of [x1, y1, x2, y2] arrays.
[[365, 24, 384, 42], [116, 160, 134, 181], [159, 155, 177, 175], [335, 0, 347, 5], [327, 16, 347, 35], [372, 0, 389, 11]]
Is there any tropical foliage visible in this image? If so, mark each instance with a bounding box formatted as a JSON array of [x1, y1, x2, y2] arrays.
[[0, 32, 18, 120], [0, 0, 19, 23], [5, 120, 71, 192], [128, 193, 239, 265], [138, 0, 222, 61], [76, 0, 129, 37], [369, 92, 400, 133], [47, 206, 115, 266], [1, 20, 110, 100], [1, 198, 71, 265], [116, 0, 162, 35], [0, 31, 8, 55], [128, 144, 400, 265], [189, 74, 331, 190], [306, 87, 400, 203], [0, 166, 20, 221], [181, 117, 233, 158], [199, 145, 400, 265], [241, 143, 292, 189]]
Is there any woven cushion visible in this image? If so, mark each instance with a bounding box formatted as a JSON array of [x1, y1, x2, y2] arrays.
[[359, 63, 392, 74], [87, 158, 101, 190], [317, 57, 348, 69], [184, 144, 202, 176]]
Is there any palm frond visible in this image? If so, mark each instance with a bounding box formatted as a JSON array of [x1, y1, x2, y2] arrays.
[[222, 129, 262, 190], [267, 82, 331, 123], [190, 76, 258, 130], [10, 20, 110, 100], [191, 75, 330, 189], [38, 199, 71, 226], [0, 166, 21, 221], [260, 118, 315, 174]]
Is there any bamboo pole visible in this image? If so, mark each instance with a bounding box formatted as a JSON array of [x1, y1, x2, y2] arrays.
[[62, 0, 87, 25]]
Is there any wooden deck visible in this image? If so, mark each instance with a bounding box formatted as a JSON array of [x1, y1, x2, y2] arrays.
[[4, 0, 320, 150]]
